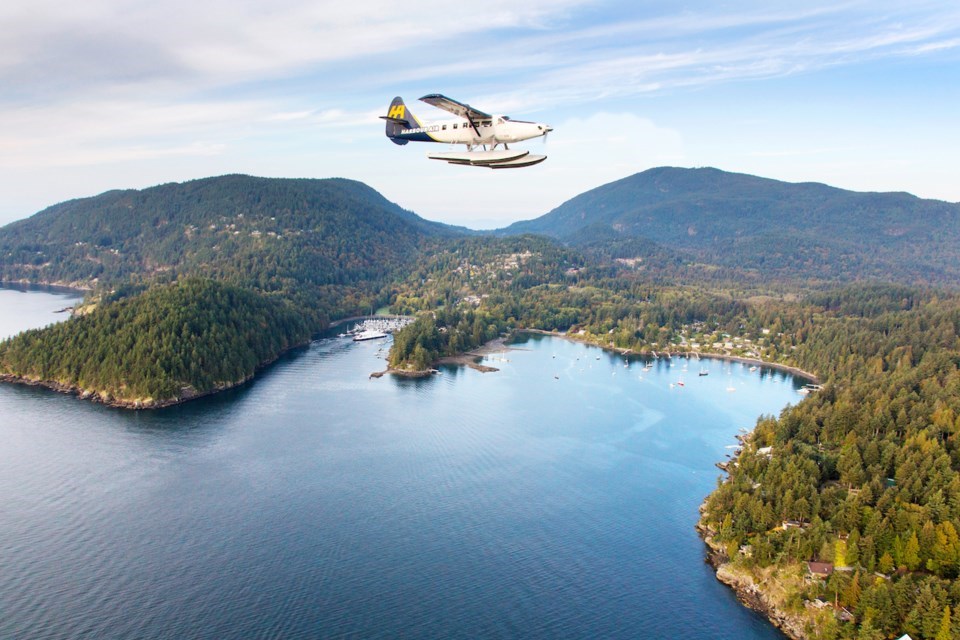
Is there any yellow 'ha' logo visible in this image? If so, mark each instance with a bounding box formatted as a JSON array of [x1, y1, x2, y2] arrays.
[[388, 104, 406, 119]]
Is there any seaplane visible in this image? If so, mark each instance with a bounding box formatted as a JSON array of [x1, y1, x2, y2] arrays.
[[380, 94, 552, 169]]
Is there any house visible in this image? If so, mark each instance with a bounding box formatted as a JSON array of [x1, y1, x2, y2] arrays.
[[807, 561, 834, 579]]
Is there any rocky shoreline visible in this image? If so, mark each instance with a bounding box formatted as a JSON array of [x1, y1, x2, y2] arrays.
[[0, 370, 264, 410], [697, 523, 810, 640], [0, 339, 311, 409]]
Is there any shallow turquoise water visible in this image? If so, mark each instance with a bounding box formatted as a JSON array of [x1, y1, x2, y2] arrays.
[[0, 290, 795, 639]]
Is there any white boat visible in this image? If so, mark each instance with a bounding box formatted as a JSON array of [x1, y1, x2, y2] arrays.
[[353, 330, 388, 341]]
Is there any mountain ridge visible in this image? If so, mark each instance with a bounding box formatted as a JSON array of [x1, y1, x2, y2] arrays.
[[0, 174, 466, 292], [501, 166, 960, 284]]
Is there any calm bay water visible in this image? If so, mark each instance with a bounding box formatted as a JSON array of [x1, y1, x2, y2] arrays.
[[0, 285, 83, 340], [0, 289, 797, 639]]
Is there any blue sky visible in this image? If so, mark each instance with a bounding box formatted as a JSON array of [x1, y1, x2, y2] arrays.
[[2, 0, 959, 229]]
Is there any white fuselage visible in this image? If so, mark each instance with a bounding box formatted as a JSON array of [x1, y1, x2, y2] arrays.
[[399, 115, 551, 147]]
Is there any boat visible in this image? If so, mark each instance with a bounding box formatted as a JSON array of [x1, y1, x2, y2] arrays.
[[349, 316, 414, 342], [698, 368, 709, 376], [353, 330, 388, 341]]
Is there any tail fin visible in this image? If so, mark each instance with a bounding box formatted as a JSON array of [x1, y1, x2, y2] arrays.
[[380, 96, 413, 145]]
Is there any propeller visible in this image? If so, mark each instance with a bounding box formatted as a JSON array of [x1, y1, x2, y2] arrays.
[[541, 125, 552, 145]]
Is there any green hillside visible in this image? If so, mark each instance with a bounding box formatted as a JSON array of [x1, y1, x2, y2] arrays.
[[0, 278, 310, 407], [502, 167, 960, 284], [0, 175, 464, 405], [0, 174, 457, 296]]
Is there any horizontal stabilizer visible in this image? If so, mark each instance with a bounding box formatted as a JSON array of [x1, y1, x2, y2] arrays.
[[379, 115, 411, 126]]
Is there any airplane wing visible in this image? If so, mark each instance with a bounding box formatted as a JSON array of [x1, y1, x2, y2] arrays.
[[419, 94, 492, 123]]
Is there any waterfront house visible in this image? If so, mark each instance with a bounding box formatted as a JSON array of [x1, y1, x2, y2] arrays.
[[807, 561, 834, 579]]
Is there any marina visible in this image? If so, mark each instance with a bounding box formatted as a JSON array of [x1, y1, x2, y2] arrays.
[[340, 316, 413, 341]]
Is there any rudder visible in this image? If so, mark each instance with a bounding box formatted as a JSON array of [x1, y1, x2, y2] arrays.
[[381, 96, 412, 145]]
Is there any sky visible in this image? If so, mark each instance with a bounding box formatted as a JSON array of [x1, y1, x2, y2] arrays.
[[1, 0, 959, 229]]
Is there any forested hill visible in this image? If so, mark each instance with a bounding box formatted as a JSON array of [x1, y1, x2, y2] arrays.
[[0, 174, 461, 291], [501, 167, 960, 285], [0, 175, 467, 406]]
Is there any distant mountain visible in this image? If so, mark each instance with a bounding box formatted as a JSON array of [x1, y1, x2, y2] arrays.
[[0, 174, 462, 291], [501, 167, 960, 284]]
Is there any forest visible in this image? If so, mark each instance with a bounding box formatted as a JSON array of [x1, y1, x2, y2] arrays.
[[0, 278, 311, 406], [3, 173, 960, 637], [384, 240, 960, 638], [699, 287, 960, 640]]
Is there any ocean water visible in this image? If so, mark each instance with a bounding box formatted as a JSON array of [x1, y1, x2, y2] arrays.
[[0, 288, 796, 639]]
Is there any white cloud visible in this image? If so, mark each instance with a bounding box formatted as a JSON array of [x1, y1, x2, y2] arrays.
[[0, 0, 588, 95], [2, 0, 960, 225]]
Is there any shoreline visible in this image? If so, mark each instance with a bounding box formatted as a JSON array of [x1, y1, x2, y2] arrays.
[[380, 329, 820, 387], [0, 310, 408, 409], [373, 336, 514, 378], [696, 521, 809, 640], [0, 344, 308, 409], [521, 328, 820, 384], [520, 328, 822, 638], [0, 280, 93, 295], [0, 342, 308, 410], [435, 336, 514, 372]]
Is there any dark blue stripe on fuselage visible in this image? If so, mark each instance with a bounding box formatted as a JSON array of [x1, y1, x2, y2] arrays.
[[394, 130, 437, 143]]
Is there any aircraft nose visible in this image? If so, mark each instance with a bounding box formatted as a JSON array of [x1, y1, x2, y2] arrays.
[[539, 124, 553, 133]]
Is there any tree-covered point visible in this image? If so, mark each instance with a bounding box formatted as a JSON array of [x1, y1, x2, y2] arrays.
[[388, 308, 508, 371], [0, 278, 311, 406], [700, 286, 960, 639]]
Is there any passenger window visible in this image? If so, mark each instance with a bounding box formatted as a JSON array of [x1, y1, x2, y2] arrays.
[[442, 125, 447, 130]]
